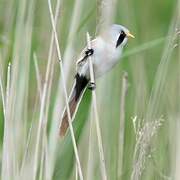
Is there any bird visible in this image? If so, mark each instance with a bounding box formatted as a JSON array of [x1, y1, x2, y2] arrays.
[[59, 24, 134, 137]]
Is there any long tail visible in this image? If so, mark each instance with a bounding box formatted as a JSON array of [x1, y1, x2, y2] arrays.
[[59, 73, 89, 137]]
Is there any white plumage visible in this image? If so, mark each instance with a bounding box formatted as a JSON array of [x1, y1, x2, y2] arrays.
[[59, 24, 134, 137], [77, 24, 131, 78]]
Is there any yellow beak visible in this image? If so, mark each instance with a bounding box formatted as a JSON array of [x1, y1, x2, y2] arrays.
[[126, 32, 135, 38]]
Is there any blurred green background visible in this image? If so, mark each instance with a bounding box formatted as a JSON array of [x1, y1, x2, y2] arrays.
[[0, 0, 179, 180]]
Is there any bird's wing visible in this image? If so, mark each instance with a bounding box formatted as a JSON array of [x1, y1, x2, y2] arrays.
[[76, 39, 97, 67], [59, 74, 88, 137]]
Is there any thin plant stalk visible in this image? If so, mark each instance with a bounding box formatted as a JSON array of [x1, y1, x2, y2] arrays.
[[33, 53, 42, 100], [45, 135, 50, 180], [75, 163, 78, 180], [20, 112, 35, 176], [174, 121, 180, 180], [39, 137, 45, 180], [32, 0, 61, 179], [48, 0, 85, 163], [86, 111, 94, 180], [86, 32, 107, 180], [20, 52, 43, 176], [41, 0, 61, 177], [32, 81, 48, 180], [118, 72, 128, 179], [1, 63, 11, 180], [0, 63, 5, 117], [48, 0, 84, 179], [48, 0, 85, 177]]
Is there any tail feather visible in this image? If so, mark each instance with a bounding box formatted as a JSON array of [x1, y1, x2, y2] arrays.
[[59, 74, 88, 137]]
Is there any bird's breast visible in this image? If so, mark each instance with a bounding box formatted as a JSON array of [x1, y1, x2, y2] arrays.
[[93, 43, 122, 78]]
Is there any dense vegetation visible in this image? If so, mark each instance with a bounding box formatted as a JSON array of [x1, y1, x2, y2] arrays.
[[0, 0, 179, 179]]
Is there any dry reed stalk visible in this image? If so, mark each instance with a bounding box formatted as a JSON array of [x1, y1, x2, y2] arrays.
[[48, 0, 84, 177], [118, 72, 129, 179], [75, 163, 78, 180], [86, 111, 94, 180], [20, 114, 35, 177], [33, 53, 42, 100], [0, 62, 5, 117], [174, 3, 180, 178], [20, 51, 43, 177], [45, 135, 51, 180], [39, 139, 45, 180], [174, 120, 180, 180], [48, 0, 84, 179], [4, 1, 26, 173], [86, 32, 107, 180], [40, 0, 61, 178], [42, 0, 61, 137], [32, 0, 61, 179], [1, 63, 11, 180], [6, 0, 35, 178], [33, 80, 47, 180]]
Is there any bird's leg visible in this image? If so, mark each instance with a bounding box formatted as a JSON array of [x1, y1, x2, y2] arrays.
[[85, 48, 95, 90], [88, 82, 96, 90], [85, 48, 94, 57]]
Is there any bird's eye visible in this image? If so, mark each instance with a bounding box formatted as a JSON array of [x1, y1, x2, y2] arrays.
[[120, 31, 125, 35]]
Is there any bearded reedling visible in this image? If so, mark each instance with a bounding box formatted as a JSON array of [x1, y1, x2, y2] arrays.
[[59, 24, 135, 137]]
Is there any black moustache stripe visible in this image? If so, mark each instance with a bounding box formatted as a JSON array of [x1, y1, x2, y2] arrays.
[[116, 31, 126, 48]]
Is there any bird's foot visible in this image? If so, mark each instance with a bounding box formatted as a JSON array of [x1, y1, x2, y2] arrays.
[[85, 48, 94, 57], [88, 82, 96, 90]]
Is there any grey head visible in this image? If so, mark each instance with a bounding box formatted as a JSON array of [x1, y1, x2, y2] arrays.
[[103, 24, 135, 48]]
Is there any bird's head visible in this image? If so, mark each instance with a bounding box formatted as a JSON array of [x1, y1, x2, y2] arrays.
[[102, 24, 135, 48]]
